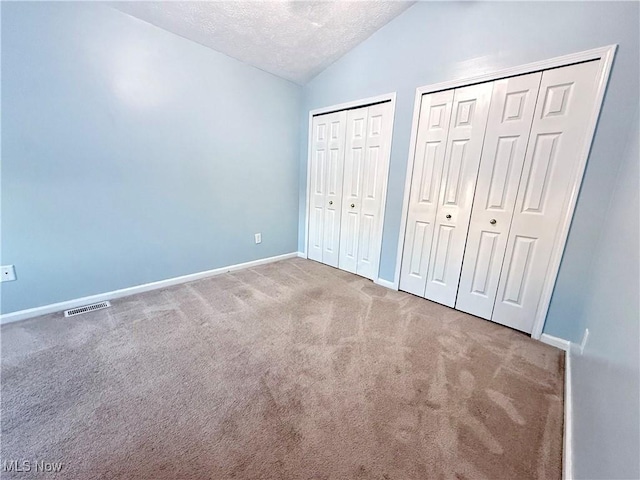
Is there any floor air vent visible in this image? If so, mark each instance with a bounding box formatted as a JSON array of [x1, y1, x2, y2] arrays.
[[64, 301, 111, 317]]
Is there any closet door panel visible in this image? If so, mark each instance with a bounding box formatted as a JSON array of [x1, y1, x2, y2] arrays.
[[399, 90, 454, 296], [339, 107, 369, 273], [308, 111, 346, 266], [493, 60, 601, 333], [308, 115, 330, 262], [456, 72, 542, 319], [357, 101, 394, 279], [322, 111, 348, 267], [424, 82, 493, 307]]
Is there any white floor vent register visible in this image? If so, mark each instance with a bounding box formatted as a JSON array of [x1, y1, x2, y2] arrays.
[[64, 301, 111, 317]]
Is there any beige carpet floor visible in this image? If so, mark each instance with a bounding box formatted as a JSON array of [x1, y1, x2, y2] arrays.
[[1, 257, 564, 479]]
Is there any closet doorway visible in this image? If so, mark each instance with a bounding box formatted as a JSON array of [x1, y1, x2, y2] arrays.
[[304, 93, 396, 281], [395, 46, 616, 338]]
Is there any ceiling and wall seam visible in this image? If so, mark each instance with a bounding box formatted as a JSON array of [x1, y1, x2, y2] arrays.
[[109, 1, 414, 85], [107, 5, 302, 87]]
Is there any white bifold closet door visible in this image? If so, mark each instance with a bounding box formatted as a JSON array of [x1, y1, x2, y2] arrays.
[[339, 102, 394, 279], [308, 111, 347, 267], [399, 60, 602, 334], [399, 83, 493, 306], [455, 72, 542, 319], [399, 90, 455, 296], [491, 60, 601, 333]]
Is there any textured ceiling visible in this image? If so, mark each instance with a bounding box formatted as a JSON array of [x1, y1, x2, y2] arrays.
[[110, 1, 413, 84]]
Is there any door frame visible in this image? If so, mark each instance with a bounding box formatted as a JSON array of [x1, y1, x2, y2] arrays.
[[393, 45, 616, 339], [303, 92, 397, 282]]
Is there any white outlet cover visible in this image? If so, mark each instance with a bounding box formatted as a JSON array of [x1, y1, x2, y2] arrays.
[[1, 265, 16, 282], [255, 233, 262, 244]]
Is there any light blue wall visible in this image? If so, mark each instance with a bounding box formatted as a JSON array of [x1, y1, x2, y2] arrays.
[[571, 108, 639, 479], [298, 1, 640, 343], [1, 2, 302, 314]]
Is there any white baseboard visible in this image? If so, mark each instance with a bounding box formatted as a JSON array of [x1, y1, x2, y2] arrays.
[[563, 349, 573, 480], [539, 333, 573, 479], [374, 278, 397, 290], [540, 333, 571, 352], [0, 252, 298, 325], [297, 251, 307, 259]]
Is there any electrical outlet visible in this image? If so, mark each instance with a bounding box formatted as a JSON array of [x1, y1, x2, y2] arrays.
[[1, 265, 16, 282], [255, 233, 262, 244]]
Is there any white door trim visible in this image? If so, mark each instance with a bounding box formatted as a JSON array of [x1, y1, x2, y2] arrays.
[[303, 93, 397, 283], [393, 45, 616, 339]]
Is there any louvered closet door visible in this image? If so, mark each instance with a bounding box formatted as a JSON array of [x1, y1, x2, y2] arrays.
[[423, 82, 493, 307], [493, 60, 601, 333], [339, 102, 394, 279], [399, 90, 455, 296], [308, 111, 347, 267], [455, 72, 542, 319]]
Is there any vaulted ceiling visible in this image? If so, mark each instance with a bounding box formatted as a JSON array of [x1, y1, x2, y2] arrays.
[[110, 1, 413, 85]]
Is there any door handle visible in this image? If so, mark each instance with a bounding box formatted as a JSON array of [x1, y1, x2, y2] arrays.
[[351, 204, 355, 208], [446, 214, 452, 220], [490, 219, 497, 225], [329, 201, 333, 205]]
